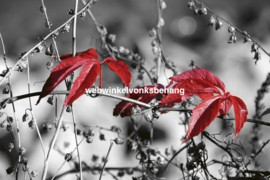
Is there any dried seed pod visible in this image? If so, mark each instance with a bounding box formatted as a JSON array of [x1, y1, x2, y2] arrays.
[[157, 156, 165, 165], [2, 84, 10, 94], [31, 170, 38, 177], [165, 148, 171, 156], [47, 96, 54, 105], [6, 166, 15, 175], [152, 46, 159, 55], [208, 15, 216, 27], [19, 147, 26, 155], [22, 113, 29, 122], [117, 170, 125, 177], [215, 18, 223, 30], [20, 156, 28, 165], [40, 6, 45, 13], [45, 20, 53, 29], [64, 153, 72, 161], [46, 61, 54, 70], [113, 137, 124, 145], [99, 133, 106, 141], [28, 120, 35, 129], [125, 168, 134, 175], [228, 34, 237, 44], [92, 155, 99, 162], [43, 122, 53, 131], [66, 105, 72, 112], [187, 1, 195, 9], [7, 142, 14, 152], [199, 7, 207, 15], [6, 124, 12, 131], [67, 9, 74, 15], [149, 28, 157, 37], [61, 22, 71, 33], [160, 1, 166, 9], [110, 126, 121, 133], [153, 111, 161, 119], [193, 8, 199, 15], [80, 11, 86, 20], [45, 44, 54, 56], [158, 17, 165, 27], [228, 26, 235, 33], [254, 51, 261, 65], [86, 136, 93, 143], [251, 43, 258, 53], [6, 117, 13, 124], [107, 34, 116, 43], [0, 121, 7, 128], [243, 36, 251, 43], [144, 112, 153, 122]]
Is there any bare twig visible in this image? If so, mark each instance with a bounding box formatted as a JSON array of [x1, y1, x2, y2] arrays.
[[71, 106, 83, 180], [1, 90, 152, 108], [99, 141, 114, 180], [161, 141, 192, 176], [252, 139, 270, 159], [41, 106, 67, 180], [194, 0, 270, 58], [40, 0, 61, 61], [51, 138, 85, 180]]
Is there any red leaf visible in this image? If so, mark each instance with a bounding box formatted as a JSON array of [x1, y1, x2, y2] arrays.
[[64, 60, 100, 106], [36, 48, 98, 104], [170, 68, 226, 93], [161, 79, 220, 104], [182, 95, 223, 143], [196, 93, 214, 100], [113, 84, 163, 117], [101, 57, 131, 88], [217, 92, 233, 117], [229, 96, 248, 137]]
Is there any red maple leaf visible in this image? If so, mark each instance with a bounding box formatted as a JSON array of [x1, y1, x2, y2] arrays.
[[169, 69, 248, 143], [113, 68, 248, 143], [36, 48, 131, 106]]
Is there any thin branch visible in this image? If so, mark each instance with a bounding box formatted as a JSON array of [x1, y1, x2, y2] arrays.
[[252, 139, 270, 159], [71, 106, 83, 180], [40, 0, 61, 61], [41, 106, 67, 180], [0, 30, 22, 180], [202, 131, 237, 166], [99, 141, 114, 180], [72, 0, 79, 57], [1, 90, 152, 108], [54, 166, 142, 180], [51, 138, 84, 180], [161, 141, 191, 176], [194, 0, 270, 57], [0, 31, 8, 69]]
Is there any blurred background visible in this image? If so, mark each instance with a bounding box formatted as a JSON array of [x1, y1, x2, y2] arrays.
[[1, 0, 270, 179]]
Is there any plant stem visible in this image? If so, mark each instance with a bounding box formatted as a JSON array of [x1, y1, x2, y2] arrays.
[[194, 0, 270, 57], [41, 106, 66, 180], [1, 90, 152, 108], [99, 141, 114, 180], [71, 106, 83, 180], [161, 141, 191, 176]]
